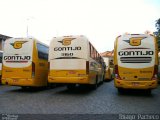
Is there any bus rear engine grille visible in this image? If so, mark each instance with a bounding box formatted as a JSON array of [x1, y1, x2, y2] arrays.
[[120, 57, 152, 63]]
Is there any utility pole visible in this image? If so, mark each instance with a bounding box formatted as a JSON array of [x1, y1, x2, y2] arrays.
[[26, 18, 29, 37], [26, 17, 34, 38]]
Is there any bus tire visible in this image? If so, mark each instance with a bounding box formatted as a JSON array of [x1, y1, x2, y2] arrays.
[[145, 89, 151, 95], [118, 88, 124, 93], [110, 75, 113, 80], [67, 84, 76, 90], [91, 76, 98, 90], [21, 86, 28, 90], [48, 83, 56, 88], [91, 83, 97, 90], [101, 75, 105, 84]]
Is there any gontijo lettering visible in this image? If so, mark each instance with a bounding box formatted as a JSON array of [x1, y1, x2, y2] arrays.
[[54, 46, 81, 51], [118, 51, 154, 56], [4, 56, 31, 61]]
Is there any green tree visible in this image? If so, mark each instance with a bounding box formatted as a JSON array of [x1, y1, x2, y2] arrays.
[[156, 18, 160, 32], [155, 18, 160, 50]]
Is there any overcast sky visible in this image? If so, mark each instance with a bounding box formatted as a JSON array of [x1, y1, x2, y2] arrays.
[[0, 0, 160, 52]]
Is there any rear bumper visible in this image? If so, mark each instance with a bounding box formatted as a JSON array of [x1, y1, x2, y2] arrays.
[[2, 78, 36, 87], [48, 76, 90, 84], [114, 79, 158, 89], [105, 72, 111, 80]]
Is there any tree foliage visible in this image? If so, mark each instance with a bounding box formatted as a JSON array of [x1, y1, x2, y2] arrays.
[[155, 18, 160, 50], [156, 18, 160, 33]]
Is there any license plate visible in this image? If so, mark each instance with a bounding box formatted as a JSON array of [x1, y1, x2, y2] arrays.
[[132, 82, 139, 86], [13, 79, 18, 82], [68, 71, 76, 74]]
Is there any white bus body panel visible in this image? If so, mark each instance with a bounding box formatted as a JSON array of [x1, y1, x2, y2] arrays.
[[3, 38, 33, 68], [117, 34, 155, 69], [49, 36, 89, 70]]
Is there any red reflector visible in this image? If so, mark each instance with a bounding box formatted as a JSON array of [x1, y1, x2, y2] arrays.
[[114, 65, 121, 80], [68, 71, 76, 74], [86, 61, 89, 74], [48, 62, 50, 69], [32, 62, 35, 77], [152, 65, 158, 80]]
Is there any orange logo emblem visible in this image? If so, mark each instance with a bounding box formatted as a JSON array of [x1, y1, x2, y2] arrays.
[[124, 37, 146, 46], [58, 38, 76, 46], [10, 41, 28, 49]]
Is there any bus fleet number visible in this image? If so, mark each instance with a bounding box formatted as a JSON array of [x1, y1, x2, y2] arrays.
[[61, 53, 73, 56]]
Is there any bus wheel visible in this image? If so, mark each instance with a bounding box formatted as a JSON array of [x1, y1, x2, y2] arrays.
[[110, 75, 113, 80], [118, 88, 124, 93], [101, 75, 105, 84], [67, 84, 76, 90], [91, 79, 98, 90], [48, 83, 56, 88], [21, 86, 28, 90], [145, 89, 151, 95]]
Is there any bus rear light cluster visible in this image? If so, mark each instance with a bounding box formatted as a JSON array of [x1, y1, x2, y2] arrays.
[[32, 62, 35, 77], [86, 61, 89, 75], [48, 62, 50, 75], [151, 65, 158, 80], [48, 62, 50, 70], [114, 65, 122, 80]]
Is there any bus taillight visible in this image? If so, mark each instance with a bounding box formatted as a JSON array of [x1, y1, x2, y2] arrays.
[[115, 65, 121, 80], [32, 62, 35, 77], [152, 65, 158, 80], [48, 62, 50, 75], [86, 61, 89, 74], [48, 62, 50, 70]]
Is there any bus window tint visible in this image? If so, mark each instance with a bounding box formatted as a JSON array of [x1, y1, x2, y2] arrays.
[[37, 43, 48, 60], [0, 52, 2, 63]]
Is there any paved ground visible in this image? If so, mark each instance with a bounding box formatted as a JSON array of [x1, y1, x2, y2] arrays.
[[0, 81, 160, 119]]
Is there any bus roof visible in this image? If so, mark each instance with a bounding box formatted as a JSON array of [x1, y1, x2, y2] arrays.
[[51, 35, 89, 42], [117, 34, 154, 39], [6, 37, 49, 47]]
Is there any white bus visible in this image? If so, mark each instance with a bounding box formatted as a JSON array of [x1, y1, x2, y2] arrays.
[[103, 57, 112, 81], [114, 34, 158, 93], [2, 38, 49, 88], [48, 35, 105, 89]]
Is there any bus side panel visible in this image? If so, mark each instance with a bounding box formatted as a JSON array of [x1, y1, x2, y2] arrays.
[[0, 52, 2, 83], [32, 41, 48, 86], [114, 38, 118, 66], [35, 60, 48, 86], [88, 70, 97, 84], [113, 38, 118, 84]]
